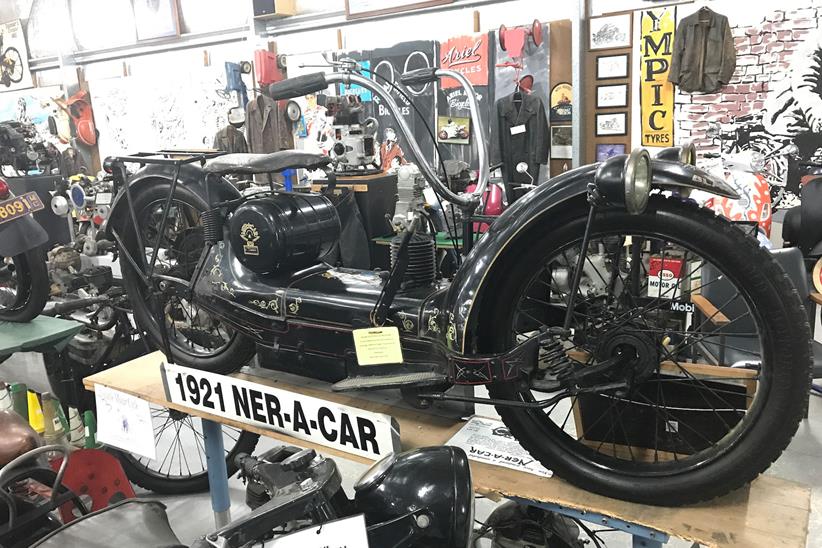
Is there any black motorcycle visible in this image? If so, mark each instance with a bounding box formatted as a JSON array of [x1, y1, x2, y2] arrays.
[[0, 175, 48, 322], [102, 63, 811, 506]]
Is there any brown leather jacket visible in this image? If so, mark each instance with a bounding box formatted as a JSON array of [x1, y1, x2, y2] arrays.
[[668, 8, 736, 94]]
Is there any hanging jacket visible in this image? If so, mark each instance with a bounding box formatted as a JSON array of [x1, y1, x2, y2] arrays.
[[212, 125, 248, 153], [668, 8, 736, 94], [496, 91, 549, 185], [245, 94, 293, 154]]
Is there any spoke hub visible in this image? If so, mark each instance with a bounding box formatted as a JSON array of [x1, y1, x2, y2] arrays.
[[596, 328, 659, 385]]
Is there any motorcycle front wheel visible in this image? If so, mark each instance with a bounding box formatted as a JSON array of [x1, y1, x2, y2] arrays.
[[484, 196, 811, 505], [0, 247, 48, 322]]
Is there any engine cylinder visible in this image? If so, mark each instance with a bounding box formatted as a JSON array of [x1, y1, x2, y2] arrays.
[[390, 233, 436, 288], [228, 193, 340, 274]]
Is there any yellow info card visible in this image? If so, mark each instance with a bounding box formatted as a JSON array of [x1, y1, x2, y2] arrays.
[[352, 327, 404, 366]]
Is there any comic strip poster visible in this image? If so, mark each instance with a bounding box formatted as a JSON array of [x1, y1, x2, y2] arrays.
[[0, 20, 33, 92]]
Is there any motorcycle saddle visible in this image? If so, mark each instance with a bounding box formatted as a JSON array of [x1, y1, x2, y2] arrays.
[[204, 150, 330, 175], [30, 499, 185, 548]]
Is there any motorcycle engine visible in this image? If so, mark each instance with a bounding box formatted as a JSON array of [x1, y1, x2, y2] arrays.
[[228, 193, 340, 275]]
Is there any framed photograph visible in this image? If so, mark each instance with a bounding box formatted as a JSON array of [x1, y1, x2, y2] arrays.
[[596, 143, 626, 162], [595, 112, 627, 136], [437, 115, 471, 145], [589, 13, 632, 50], [132, 0, 180, 41], [596, 54, 629, 80], [596, 84, 628, 108], [550, 126, 572, 159]]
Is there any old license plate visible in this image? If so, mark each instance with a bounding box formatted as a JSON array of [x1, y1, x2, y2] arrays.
[[0, 192, 44, 225]]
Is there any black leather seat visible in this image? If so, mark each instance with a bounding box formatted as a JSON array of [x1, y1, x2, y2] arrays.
[[204, 150, 331, 175], [31, 499, 185, 548]]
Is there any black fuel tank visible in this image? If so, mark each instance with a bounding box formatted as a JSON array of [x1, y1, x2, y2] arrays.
[[228, 193, 340, 274]]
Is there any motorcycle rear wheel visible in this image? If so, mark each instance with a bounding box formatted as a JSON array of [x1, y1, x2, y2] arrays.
[[117, 182, 254, 373], [484, 197, 811, 505], [0, 247, 48, 322]]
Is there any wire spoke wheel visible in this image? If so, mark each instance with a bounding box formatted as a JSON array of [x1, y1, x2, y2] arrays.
[[0, 256, 24, 311], [117, 404, 258, 494], [485, 197, 810, 504]]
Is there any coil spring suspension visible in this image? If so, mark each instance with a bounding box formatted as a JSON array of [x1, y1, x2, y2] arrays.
[[201, 208, 224, 244], [540, 337, 576, 381]]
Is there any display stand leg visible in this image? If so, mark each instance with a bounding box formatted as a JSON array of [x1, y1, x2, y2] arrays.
[[202, 418, 231, 527]]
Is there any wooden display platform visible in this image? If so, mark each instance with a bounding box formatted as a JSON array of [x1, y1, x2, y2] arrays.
[[84, 352, 811, 548]]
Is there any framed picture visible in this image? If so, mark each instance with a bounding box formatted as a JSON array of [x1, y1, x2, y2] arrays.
[[596, 84, 628, 108], [589, 13, 632, 50], [596, 54, 629, 80], [550, 126, 572, 159], [132, 0, 180, 41], [550, 82, 572, 123], [437, 115, 471, 145], [345, 0, 453, 19], [595, 112, 627, 136], [596, 143, 626, 162]]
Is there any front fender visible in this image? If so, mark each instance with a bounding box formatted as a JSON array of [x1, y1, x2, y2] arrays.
[[440, 159, 737, 354], [101, 163, 241, 237], [0, 214, 48, 257]]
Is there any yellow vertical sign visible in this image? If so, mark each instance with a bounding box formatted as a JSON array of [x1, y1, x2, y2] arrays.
[[641, 8, 676, 147]]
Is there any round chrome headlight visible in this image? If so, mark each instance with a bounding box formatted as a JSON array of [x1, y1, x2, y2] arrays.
[[353, 451, 396, 492], [623, 148, 652, 214]]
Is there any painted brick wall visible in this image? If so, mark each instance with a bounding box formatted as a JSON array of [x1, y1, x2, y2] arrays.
[[674, 6, 821, 151]]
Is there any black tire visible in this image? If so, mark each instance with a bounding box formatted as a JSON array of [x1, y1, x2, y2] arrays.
[[116, 182, 254, 374], [484, 197, 811, 505], [0, 246, 48, 322], [115, 426, 260, 494]]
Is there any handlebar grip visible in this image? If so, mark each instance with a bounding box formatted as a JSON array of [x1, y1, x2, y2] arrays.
[[702, 153, 721, 159], [400, 67, 438, 87], [268, 73, 328, 100]]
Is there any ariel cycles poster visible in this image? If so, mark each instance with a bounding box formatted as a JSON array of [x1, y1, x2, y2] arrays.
[[640, 8, 675, 147]]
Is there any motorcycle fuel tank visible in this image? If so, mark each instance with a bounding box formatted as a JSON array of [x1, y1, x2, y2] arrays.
[[228, 193, 340, 274]]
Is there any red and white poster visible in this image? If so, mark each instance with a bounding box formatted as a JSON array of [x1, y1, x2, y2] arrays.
[[439, 33, 489, 89], [648, 256, 684, 298]]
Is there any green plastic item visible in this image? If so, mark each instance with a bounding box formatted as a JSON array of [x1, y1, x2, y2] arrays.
[[9, 383, 27, 421], [83, 409, 97, 449]]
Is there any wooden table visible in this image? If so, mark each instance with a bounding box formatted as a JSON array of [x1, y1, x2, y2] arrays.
[[84, 352, 811, 548]]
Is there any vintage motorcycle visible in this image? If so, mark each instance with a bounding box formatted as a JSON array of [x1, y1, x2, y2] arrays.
[[0, 175, 48, 322], [102, 64, 811, 506]]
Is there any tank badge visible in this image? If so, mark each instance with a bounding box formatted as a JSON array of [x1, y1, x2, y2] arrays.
[[402, 317, 414, 332], [240, 223, 260, 256]]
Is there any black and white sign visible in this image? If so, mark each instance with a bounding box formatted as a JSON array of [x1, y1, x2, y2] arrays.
[[161, 363, 400, 459]]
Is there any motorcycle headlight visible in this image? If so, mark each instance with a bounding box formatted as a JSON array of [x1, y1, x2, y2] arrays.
[[750, 151, 766, 173], [354, 446, 473, 548], [353, 451, 396, 492], [656, 142, 696, 165], [624, 148, 652, 214]]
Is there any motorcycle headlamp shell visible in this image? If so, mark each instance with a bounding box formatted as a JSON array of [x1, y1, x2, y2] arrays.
[[354, 446, 473, 548], [594, 148, 652, 215], [656, 142, 696, 165]]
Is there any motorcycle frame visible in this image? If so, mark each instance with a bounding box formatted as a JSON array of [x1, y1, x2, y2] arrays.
[[102, 69, 741, 399]]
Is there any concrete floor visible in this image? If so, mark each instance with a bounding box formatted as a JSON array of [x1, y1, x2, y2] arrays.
[[2, 351, 820, 547]]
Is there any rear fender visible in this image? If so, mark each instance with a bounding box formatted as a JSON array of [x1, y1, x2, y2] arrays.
[[101, 163, 241, 237], [439, 160, 738, 354]]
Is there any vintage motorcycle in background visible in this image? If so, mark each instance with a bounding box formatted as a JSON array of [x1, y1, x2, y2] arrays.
[[0, 175, 49, 322], [100, 62, 811, 506]]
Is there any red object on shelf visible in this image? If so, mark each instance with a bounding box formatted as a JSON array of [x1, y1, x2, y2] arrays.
[[254, 49, 285, 86]]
